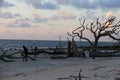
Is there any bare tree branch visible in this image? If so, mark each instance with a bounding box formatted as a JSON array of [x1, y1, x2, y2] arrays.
[[67, 17, 120, 49]]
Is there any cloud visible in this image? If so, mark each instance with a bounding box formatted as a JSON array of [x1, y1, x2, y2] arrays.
[[2, 17, 32, 27], [19, 23, 31, 27], [50, 11, 76, 21], [6, 22, 31, 28], [14, 13, 21, 17], [97, 0, 120, 8], [106, 11, 115, 18], [1, 13, 48, 28], [26, 0, 120, 10], [58, 11, 76, 20], [26, 0, 59, 10], [56, 0, 69, 5], [0, 12, 14, 19], [68, 0, 97, 9], [33, 14, 48, 23], [55, 0, 120, 9], [0, 0, 14, 8], [0, 12, 22, 19], [50, 15, 60, 21], [0, 18, 18, 25], [79, 10, 97, 20]]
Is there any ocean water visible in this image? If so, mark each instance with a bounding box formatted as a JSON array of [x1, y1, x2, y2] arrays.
[[0, 39, 115, 49]]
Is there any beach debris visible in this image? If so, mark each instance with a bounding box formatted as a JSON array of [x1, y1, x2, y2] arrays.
[[93, 66, 107, 70], [79, 69, 82, 80], [69, 69, 82, 80], [67, 37, 78, 57], [0, 47, 21, 62], [115, 77, 120, 80]]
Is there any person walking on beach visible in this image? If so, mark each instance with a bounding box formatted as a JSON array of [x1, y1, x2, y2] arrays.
[[34, 46, 38, 58], [22, 45, 29, 62]]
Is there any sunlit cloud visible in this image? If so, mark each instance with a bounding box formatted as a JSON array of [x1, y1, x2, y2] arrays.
[[50, 11, 76, 21], [0, 16, 18, 26], [106, 11, 115, 18], [67, 27, 74, 33], [57, 11, 76, 20]]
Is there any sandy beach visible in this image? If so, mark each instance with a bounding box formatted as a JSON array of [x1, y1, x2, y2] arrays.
[[0, 55, 120, 80]]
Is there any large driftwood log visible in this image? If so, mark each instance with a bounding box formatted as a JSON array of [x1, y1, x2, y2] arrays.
[[0, 47, 21, 62]]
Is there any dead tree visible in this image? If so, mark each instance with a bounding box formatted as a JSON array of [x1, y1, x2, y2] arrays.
[[67, 38, 72, 57], [68, 16, 120, 58], [67, 36, 78, 57]]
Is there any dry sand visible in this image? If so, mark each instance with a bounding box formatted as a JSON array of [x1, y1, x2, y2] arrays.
[[0, 56, 120, 80]]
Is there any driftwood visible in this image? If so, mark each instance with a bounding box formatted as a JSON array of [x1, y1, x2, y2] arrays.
[[0, 47, 21, 62], [50, 56, 67, 59], [71, 69, 82, 80], [67, 37, 78, 57], [79, 69, 82, 80], [90, 50, 120, 57]]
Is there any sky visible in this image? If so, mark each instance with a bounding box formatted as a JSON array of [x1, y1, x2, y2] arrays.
[[0, 0, 120, 41]]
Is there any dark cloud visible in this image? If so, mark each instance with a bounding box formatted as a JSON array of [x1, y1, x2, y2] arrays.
[[97, 0, 120, 8], [26, 0, 59, 10], [0, 12, 22, 19], [14, 13, 21, 17], [7, 23, 31, 27], [34, 17, 48, 23], [56, 0, 69, 5], [19, 23, 31, 27], [20, 17, 32, 22], [68, 0, 97, 9], [33, 14, 48, 23], [0, 0, 14, 8], [0, 12, 14, 19], [55, 0, 120, 9]]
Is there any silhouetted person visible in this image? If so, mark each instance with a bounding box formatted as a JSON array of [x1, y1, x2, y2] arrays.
[[22, 45, 29, 62], [81, 51, 85, 58], [34, 47, 38, 58]]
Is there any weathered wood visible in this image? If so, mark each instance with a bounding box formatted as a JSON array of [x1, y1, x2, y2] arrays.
[[79, 69, 82, 80], [0, 47, 22, 62]]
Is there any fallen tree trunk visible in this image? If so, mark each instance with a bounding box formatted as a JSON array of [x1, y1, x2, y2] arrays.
[[0, 47, 22, 62], [0, 54, 14, 62]]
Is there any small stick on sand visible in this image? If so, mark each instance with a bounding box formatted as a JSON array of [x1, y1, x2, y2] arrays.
[[79, 69, 82, 80]]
